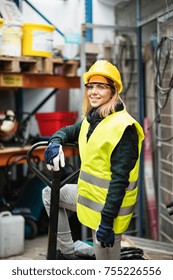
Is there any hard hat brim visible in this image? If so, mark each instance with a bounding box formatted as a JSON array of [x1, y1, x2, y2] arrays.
[[83, 71, 122, 93]]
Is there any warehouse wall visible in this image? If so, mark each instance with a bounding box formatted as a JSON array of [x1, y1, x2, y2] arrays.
[[116, 0, 173, 26]]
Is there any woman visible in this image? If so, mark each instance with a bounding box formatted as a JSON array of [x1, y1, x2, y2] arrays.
[[43, 60, 144, 260]]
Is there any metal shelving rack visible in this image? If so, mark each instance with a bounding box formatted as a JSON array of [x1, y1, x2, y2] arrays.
[[156, 10, 173, 243]]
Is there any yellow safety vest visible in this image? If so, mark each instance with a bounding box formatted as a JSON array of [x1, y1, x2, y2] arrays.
[[77, 109, 144, 234]]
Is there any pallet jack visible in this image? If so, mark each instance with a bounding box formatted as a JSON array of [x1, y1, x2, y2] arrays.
[[26, 141, 80, 260]]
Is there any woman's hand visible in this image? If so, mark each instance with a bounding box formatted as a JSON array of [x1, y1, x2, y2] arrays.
[[96, 223, 115, 248], [44, 143, 65, 171]]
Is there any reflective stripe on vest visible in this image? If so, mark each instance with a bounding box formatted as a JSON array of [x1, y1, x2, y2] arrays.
[[78, 170, 137, 217], [80, 170, 110, 189], [78, 194, 135, 216], [80, 170, 137, 191]]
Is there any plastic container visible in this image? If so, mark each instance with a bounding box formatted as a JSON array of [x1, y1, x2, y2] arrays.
[[0, 211, 24, 258], [0, 18, 4, 55], [35, 111, 78, 136], [0, 18, 4, 27], [1, 21, 22, 56], [63, 32, 81, 59], [22, 22, 55, 57]]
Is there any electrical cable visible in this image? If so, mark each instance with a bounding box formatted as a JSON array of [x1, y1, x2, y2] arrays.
[[120, 247, 145, 260], [149, 112, 173, 142], [118, 34, 135, 98], [149, 36, 173, 142], [154, 36, 173, 110], [154, 34, 173, 213]]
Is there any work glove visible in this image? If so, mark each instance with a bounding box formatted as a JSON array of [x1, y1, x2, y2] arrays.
[[44, 143, 65, 171], [96, 223, 115, 248]]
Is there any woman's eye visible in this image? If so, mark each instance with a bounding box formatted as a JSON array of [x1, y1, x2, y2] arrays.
[[98, 85, 104, 90]]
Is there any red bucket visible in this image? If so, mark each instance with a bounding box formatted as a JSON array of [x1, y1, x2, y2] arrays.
[[35, 111, 78, 136]]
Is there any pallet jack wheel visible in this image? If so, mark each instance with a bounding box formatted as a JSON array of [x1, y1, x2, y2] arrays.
[[25, 218, 38, 240]]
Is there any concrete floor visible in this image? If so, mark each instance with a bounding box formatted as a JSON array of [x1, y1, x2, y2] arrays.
[[2, 234, 173, 260], [3, 234, 48, 260]]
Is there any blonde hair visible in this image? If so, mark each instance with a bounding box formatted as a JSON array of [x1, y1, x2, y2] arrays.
[[82, 87, 125, 118]]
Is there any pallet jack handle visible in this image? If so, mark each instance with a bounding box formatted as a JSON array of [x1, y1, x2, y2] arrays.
[[26, 141, 80, 260], [26, 141, 80, 188]]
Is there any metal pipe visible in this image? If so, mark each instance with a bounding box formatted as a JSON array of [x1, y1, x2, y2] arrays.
[[85, 0, 93, 42], [22, 88, 58, 125], [157, 17, 162, 242], [85, 23, 137, 32], [136, 0, 145, 237]]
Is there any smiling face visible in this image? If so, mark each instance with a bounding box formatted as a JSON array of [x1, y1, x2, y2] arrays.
[[85, 75, 114, 108]]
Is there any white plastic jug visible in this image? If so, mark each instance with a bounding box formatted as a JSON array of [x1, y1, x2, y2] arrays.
[[0, 211, 24, 258]]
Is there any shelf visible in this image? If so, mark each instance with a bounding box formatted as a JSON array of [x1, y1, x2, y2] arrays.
[[0, 56, 79, 75], [0, 145, 79, 167], [0, 56, 80, 89], [0, 73, 80, 89]]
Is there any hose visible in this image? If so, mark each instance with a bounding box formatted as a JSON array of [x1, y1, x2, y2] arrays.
[[120, 246, 145, 260], [154, 36, 173, 110], [118, 34, 135, 97]]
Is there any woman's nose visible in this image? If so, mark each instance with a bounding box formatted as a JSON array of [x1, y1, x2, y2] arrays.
[[90, 85, 98, 93]]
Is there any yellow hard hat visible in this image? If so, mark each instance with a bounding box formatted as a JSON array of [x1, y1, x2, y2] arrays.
[[83, 60, 123, 93]]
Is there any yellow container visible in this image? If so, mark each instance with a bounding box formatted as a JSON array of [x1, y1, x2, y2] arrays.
[[0, 18, 4, 27], [0, 18, 4, 55], [22, 22, 55, 57]]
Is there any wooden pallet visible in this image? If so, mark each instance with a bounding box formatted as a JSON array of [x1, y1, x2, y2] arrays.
[[43, 57, 79, 76], [0, 56, 79, 76], [0, 56, 43, 74]]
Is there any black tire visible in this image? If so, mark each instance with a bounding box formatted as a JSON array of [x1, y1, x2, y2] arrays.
[[25, 218, 38, 240]]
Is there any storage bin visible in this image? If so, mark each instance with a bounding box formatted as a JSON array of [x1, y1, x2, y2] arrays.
[[1, 21, 22, 57], [0, 211, 24, 258], [22, 22, 55, 57], [35, 111, 78, 136]]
